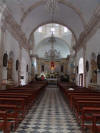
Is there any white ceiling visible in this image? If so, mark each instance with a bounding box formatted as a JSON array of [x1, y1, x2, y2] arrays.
[[3, 0, 100, 41]]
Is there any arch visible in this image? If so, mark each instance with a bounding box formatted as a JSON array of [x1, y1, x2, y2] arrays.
[[28, 21, 77, 45], [21, 0, 86, 28]]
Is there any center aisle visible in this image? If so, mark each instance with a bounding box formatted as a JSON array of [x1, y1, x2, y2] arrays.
[[15, 85, 81, 133]]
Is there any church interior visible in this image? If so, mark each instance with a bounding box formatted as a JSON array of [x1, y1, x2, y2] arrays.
[[0, 0, 100, 133]]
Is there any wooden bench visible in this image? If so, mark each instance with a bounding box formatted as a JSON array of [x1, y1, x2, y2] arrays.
[[0, 104, 19, 131], [0, 81, 47, 132], [71, 96, 100, 110], [0, 111, 11, 133], [81, 107, 100, 132], [92, 113, 100, 133]]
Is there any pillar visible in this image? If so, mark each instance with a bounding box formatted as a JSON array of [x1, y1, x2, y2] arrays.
[[0, 26, 5, 88], [18, 45, 22, 86], [83, 45, 86, 87]]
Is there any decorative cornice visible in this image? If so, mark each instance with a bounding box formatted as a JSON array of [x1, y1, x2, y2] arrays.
[[76, 6, 100, 51]]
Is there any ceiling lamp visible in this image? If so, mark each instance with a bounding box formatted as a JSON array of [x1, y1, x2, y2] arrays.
[[45, 0, 60, 60], [44, 32, 61, 61]]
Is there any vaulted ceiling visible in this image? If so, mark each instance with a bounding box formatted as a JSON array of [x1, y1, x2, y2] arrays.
[[3, 0, 100, 42]]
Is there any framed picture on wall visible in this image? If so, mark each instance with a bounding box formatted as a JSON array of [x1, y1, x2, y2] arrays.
[[26, 64, 28, 72], [3, 53, 8, 67], [16, 60, 19, 71], [97, 54, 100, 70], [86, 60, 89, 72], [21, 76, 24, 79], [76, 66, 78, 74]]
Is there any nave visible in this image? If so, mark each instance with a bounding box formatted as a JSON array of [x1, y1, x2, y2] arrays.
[[15, 85, 81, 133]]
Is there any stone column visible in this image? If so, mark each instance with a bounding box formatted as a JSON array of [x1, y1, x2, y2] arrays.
[[18, 45, 22, 86], [83, 45, 86, 87], [0, 26, 5, 88]]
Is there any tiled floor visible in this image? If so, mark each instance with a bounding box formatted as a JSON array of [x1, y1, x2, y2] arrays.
[[15, 85, 81, 133]]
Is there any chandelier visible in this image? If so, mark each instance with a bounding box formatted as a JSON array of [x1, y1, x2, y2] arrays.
[[44, 32, 61, 60], [45, 0, 60, 61]]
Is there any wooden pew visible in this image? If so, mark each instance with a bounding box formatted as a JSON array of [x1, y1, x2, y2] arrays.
[[92, 113, 100, 133], [0, 81, 47, 132], [81, 107, 100, 132], [74, 100, 100, 121], [68, 93, 100, 109], [71, 96, 100, 110], [0, 104, 19, 131], [0, 97, 26, 120], [58, 82, 100, 133], [0, 111, 11, 133]]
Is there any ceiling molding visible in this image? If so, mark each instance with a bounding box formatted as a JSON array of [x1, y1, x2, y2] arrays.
[[28, 21, 77, 46]]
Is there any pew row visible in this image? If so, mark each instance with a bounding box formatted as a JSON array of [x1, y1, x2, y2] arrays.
[[58, 82, 100, 133], [0, 81, 47, 133]]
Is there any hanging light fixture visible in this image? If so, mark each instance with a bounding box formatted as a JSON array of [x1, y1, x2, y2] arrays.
[[45, 0, 60, 72], [45, 0, 60, 61], [44, 32, 61, 61]]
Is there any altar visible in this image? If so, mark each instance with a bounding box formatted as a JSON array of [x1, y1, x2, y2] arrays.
[[47, 78, 57, 85]]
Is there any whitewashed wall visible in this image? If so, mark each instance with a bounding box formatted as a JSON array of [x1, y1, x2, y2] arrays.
[[75, 29, 100, 87], [75, 48, 84, 86], [2, 30, 20, 85], [21, 48, 31, 85], [2, 30, 32, 86], [85, 29, 100, 86]]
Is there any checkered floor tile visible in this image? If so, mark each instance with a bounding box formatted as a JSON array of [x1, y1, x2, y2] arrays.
[[14, 85, 81, 133]]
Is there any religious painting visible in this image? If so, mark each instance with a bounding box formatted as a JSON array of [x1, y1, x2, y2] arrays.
[[7, 58, 13, 80], [76, 66, 78, 74], [26, 64, 28, 72], [90, 52, 97, 83], [51, 61, 55, 70], [16, 60, 19, 71], [86, 60, 89, 72], [3, 53, 8, 67], [97, 54, 100, 70]]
